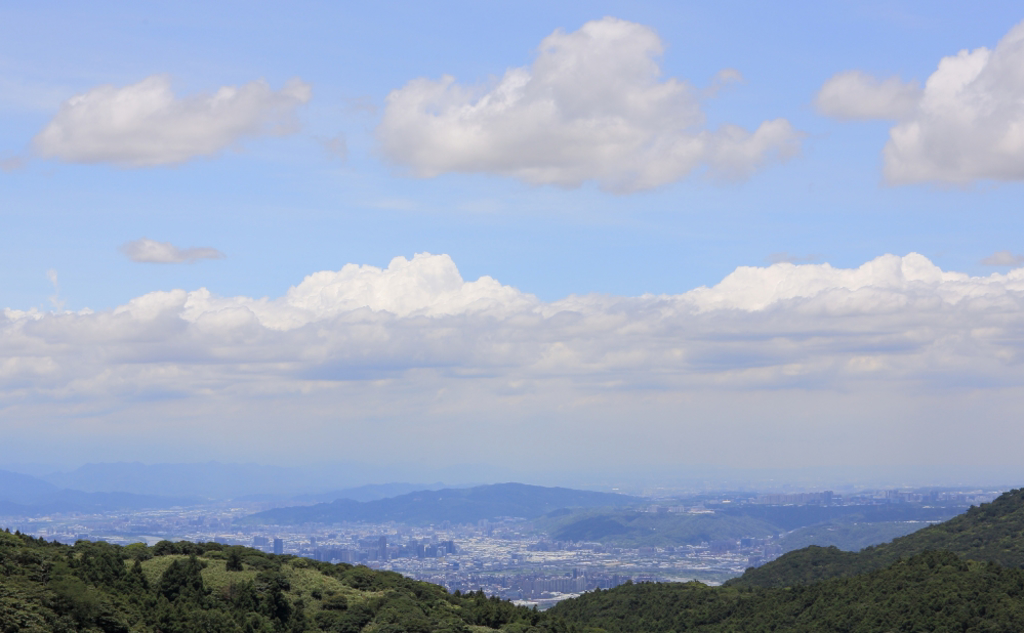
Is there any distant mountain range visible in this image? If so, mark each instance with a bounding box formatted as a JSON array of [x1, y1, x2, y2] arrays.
[[243, 482, 643, 525], [0, 469, 201, 516], [238, 482, 454, 504], [0, 466, 640, 520], [41, 462, 325, 498], [33, 461, 466, 500], [0, 466, 464, 516]]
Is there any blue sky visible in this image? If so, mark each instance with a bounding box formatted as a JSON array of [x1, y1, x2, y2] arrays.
[[4, 1, 1024, 479]]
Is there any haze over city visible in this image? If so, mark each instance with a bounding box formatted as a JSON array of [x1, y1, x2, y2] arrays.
[[4, 1, 1024, 486]]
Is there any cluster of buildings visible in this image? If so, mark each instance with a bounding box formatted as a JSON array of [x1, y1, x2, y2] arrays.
[[1, 486, 1006, 607]]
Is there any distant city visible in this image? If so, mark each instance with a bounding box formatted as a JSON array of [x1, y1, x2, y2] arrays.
[[1, 484, 1001, 608]]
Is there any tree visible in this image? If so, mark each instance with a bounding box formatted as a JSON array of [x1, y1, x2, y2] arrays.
[[158, 555, 208, 603], [226, 549, 244, 572]]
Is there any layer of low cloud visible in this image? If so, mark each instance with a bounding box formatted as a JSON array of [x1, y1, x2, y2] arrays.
[[5, 252, 1024, 469], [377, 17, 801, 193], [33, 76, 311, 167], [120, 238, 225, 264], [981, 250, 1024, 266], [817, 20, 1024, 184]]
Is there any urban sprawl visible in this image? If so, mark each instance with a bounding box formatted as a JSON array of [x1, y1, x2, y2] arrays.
[[1, 488, 999, 609]]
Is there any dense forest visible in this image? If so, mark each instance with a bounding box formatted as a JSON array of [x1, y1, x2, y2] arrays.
[[549, 551, 1024, 632], [5, 488, 1024, 632], [727, 487, 1024, 589]]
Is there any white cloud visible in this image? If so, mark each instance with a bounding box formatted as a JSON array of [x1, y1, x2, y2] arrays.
[[981, 250, 1024, 266], [377, 17, 801, 193], [815, 70, 921, 119], [819, 20, 1024, 184], [120, 238, 225, 264], [33, 75, 312, 167], [7, 252, 1024, 467]]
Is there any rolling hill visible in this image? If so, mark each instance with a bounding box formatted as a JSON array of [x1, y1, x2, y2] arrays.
[[727, 487, 1024, 588], [0, 530, 547, 633], [243, 482, 643, 525]]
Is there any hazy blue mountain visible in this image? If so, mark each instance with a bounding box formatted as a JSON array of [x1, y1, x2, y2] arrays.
[[244, 482, 643, 525], [41, 462, 464, 500], [0, 467, 203, 516], [0, 492, 202, 517], [717, 502, 963, 531], [775, 520, 942, 553], [548, 510, 780, 547], [291, 482, 455, 503], [42, 461, 313, 498], [0, 469, 60, 504]]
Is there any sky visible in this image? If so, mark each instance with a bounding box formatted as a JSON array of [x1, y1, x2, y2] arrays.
[[4, 1, 1024, 482]]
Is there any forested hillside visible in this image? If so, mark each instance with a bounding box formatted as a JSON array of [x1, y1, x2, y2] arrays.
[[550, 551, 1024, 632], [0, 530, 555, 633], [727, 487, 1024, 589]]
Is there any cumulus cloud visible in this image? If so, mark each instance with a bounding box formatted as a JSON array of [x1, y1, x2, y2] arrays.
[[981, 250, 1024, 266], [377, 17, 801, 192], [815, 70, 921, 119], [819, 20, 1024, 184], [33, 75, 311, 166], [7, 252, 1024, 467], [120, 238, 225, 264], [6, 251, 1024, 389]]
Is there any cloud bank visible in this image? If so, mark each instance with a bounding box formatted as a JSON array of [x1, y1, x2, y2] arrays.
[[34, 76, 311, 166], [120, 238, 225, 264], [817, 20, 1024, 184], [8, 249, 1024, 475], [6, 248, 1024, 415], [377, 17, 801, 192]]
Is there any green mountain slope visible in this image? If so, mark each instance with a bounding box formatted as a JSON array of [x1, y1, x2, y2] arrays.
[[244, 483, 642, 526], [0, 529, 553, 633], [550, 550, 1024, 632], [728, 487, 1024, 589]]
